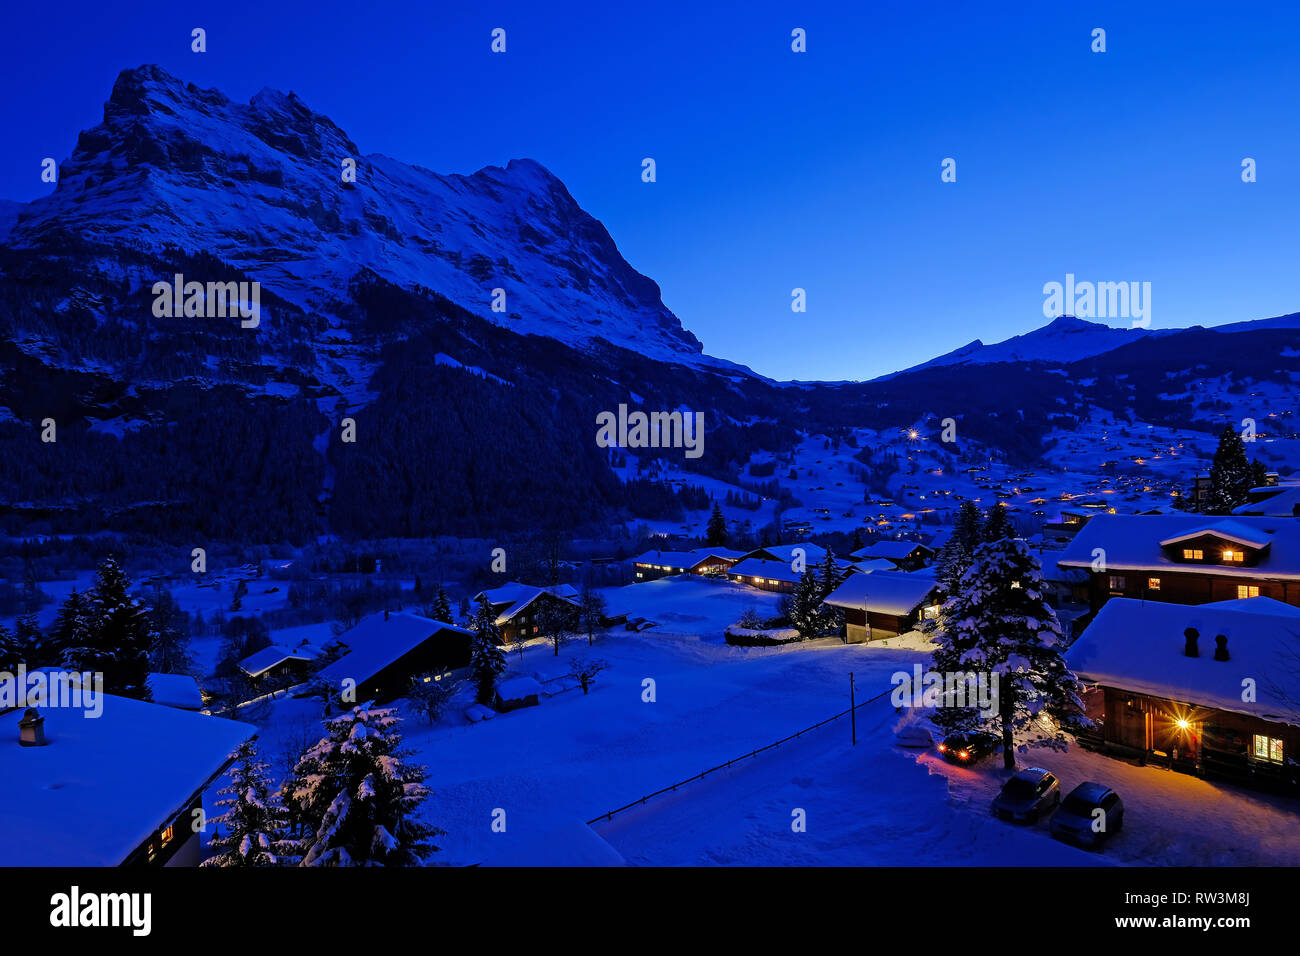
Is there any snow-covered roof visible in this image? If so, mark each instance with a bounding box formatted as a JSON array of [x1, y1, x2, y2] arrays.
[[1058, 515, 1300, 580], [146, 672, 203, 710], [0, 689, 255, 865], [496, 676, 542, 700], [740, 542, 827, 565], [237, 643, 318, 678], [689, 548, 746, 563], [316, 612, 473, 687], [1202, 595, 1300, 618], [474, 582, 580, 623], [727, 557, 803, 585], [1158, 520, 1273, 550], [630, 550, 702, 569], [1066, 597, 1300, 726], [1233, 484, 1300, 517], [825, 570, 940, 616], [850, 540, 931, 561]]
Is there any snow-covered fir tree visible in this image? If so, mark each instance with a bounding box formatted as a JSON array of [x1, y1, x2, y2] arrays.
[[469, 595, 506, 704], [282, 703, 439, 866], [935, 500, 984, 593], [817, 548, 840, 598], [428, 585, 452, 624], [60, 559, 154, 698], [782, 568, 839, 641], [1205, 424, 1267, 514], [982, 501, 1015, 543], [930, 537, 1088, 769], [203, 740, 292, 867]]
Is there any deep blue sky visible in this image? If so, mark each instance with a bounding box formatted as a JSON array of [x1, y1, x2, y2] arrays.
[[3, 1, 1298, 380]]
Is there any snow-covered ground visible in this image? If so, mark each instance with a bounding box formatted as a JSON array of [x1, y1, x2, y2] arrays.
[[232, 577, 1300, 866]]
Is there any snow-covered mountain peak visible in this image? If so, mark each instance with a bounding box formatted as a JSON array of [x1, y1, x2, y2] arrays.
[[8, 65, 712, 366]]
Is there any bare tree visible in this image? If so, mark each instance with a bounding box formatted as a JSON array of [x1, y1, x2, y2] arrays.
[[569, 658, 609, 695]]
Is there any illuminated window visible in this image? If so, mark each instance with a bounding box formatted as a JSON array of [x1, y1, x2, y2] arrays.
[[1253, 735, 1284, 764], [1222, 549, 1243, 562], [1147, 577, 1161, 591], [1181, 548, 1203, 560], [161, 825, 174, 846], [1108, 575, 1126, 592], [1237, 585, 1260, 599]]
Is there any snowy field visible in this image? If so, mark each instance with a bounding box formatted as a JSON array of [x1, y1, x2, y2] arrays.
[[234, 578, 1300, 866]]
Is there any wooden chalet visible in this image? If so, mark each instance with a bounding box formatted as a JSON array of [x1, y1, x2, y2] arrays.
[[474, 582, 581, 643], [824, 571, 943, 642], [1067, 597, 1300, 791], [1057, 515, 1300, 614], [847, 539, 934, 571], [317, 611, 474, 702], [0, 685, 256, 866]]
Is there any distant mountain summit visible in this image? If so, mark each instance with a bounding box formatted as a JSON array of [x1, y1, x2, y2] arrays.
[[883, 315, 1155, 377], [6, 64, 710, 366]]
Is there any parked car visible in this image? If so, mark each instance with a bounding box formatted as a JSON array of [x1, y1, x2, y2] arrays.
[[991, 767, 1060, 823], [1050, 782, 1124, 847], [937, 731, 1000, 765]]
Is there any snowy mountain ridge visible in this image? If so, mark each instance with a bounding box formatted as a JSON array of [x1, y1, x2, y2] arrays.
[[5, 65, 719, 372]]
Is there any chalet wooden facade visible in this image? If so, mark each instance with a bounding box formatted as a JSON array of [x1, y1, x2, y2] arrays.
[[1057, 515, 1300, 615], [317, 611, 474, 702], [1067, 597, 1300, 792], [474, 582, 581, 643], [824, 571, 942, 642], [848, 540, 934, 572]]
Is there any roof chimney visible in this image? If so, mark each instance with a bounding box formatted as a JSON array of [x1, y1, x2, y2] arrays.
[[1213, 634, 1230, 662], [18, 708, 47, 747], [1183, 627, 1200, 658]]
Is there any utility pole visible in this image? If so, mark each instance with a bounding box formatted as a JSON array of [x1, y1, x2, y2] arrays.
[[850, 672, 857, 746]]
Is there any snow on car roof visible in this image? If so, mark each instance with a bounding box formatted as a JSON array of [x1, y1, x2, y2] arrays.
[[0, 689, 255, 865], [1066, 597, 1300, 725]]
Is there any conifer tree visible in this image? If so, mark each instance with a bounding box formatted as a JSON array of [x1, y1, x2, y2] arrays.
[[934, 501, 985, 594], [706, 502, 729, 547], [283, 704, 439, 866], [203, 740, 292, 867], [0, 623, 21, 673], [469, 595, 506, 704], [930, 538, 1087, 769], [982, 502, 1015, 543], [62, 558, 154, 699], [817, 548, 841, 599], [46, 588, 92, 668], [429, 585, 453, 624], [1205, 425, 1266, 514]]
